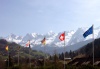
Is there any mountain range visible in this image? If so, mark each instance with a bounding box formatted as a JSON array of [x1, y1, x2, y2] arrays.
[[1, 26, 100, 54]]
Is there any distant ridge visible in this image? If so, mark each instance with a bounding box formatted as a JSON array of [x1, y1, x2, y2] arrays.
[[0, 26, 100, 54], [0, 39, 45, 59]]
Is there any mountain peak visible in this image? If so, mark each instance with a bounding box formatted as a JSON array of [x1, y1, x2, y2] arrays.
[[31, 33, 37, 38], [10, 33, 16, 37], [2, 26, 100, 48], [47, 30, 54, 35]]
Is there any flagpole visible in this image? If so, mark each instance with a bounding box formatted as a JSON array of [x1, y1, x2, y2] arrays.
[[18, 46, 19, 66], [64, 31, 65, 69], [8, 45, 9, 67], [83, 25, 94, 66], [44, 42, 45, 68], [54, 43, 56, 59], [41, 37, 46, 68], [30, 48, 31, 68], [29, 40, 31, 68], [29, 47, 31, 68], [92, 25, 94, 66], [54, 43, 57, 69]]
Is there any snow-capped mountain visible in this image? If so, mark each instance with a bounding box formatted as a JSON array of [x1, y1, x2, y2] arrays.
[[1, 27, 100, 54], [5, 33, 23, 44]]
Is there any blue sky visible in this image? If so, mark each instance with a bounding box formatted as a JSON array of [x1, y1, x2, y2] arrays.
[[0, 0, 100, 36]]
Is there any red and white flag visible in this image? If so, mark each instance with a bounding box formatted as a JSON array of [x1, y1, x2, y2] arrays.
[[59, 32, 65, 41], [26, 41, 30, 47]]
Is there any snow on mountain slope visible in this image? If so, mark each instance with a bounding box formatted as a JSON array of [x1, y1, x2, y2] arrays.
[[5, 34, 22, 43], [22, 33, 34, 41], [54, 31, 75, 47], [3, 27, 100, 46], [1, 26, 100, 54], [95, 26, 100, 38], [68, 28, 86, 45]]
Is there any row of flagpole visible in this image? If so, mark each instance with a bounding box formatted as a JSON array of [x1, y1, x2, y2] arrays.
[[5, 40, 32, 68], [5, 25, 95, 69], [26, 37, 46, 68]]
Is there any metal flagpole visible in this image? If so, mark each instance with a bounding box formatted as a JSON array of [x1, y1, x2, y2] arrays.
[[41, 37, 46, 68], [8, 45, 9, 67], [54, 44, 56, 59], [30, 49, 31, 68], [18, 46, 19, 66], [54, 44, 57, 69], [92, 25, 94, 66], [43, 37, 46, 69], [64, 31, 65, 69], [29, 40, 31, 68]]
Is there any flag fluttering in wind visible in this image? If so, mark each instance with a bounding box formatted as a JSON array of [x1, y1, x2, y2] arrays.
[[26, 40, 31, 67], [83, 25, 94, 66], [5, 45, 8, 51], [26, 41, 30, 48], [41, 37, 46, 45], [5, 45, 9, 67], [59, 32, 66, 69], [59, 32, 65, 41], [41, 37, 46, 67], [17, 46, 20, 50], [83, 25, 93, 38]]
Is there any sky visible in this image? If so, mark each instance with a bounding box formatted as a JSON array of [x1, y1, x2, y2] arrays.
[[0, 0, 100, 36]]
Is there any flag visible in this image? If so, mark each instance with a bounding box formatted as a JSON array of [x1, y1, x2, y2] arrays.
[[5, 46, 8, 51], [83, 25, 93, 38], [26, 41, 30, 48], [41, 37, 46, 45], [59, 32, 65, 41], [17, 46, 20, 50]]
